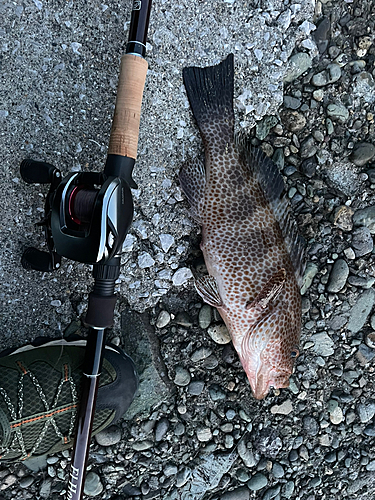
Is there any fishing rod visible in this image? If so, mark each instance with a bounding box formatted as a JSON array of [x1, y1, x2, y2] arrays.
[[19, 1, 152, 498]]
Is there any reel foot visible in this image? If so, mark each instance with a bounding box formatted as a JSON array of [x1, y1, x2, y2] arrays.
[[21, 247, 61, 272]]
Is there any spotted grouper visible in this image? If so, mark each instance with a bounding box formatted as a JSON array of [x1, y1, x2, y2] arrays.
[[179, 54, 305, 399]]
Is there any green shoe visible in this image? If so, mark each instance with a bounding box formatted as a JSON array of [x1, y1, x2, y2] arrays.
[[0, 338, 138, 462]]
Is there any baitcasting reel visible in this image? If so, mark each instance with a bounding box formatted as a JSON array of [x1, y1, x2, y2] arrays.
[[20, 159, 135, 271]]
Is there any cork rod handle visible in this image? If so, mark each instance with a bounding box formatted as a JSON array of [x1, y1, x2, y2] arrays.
[[108, 54, 148, 160]]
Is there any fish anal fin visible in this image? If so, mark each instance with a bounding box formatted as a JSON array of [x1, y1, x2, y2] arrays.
[[179, 157, 206, 220], [246, 268, 286, 311], [195, 276, 224, 308]]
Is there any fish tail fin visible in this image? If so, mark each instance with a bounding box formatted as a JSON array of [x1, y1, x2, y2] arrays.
[[183, 54, 234, 144]]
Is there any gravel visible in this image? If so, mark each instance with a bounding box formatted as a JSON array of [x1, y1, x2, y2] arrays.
[[2, 1, 375, 500]]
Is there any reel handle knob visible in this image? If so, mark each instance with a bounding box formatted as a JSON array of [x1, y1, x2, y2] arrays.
[[20, 159, 60, 184], [21, 247, 61, 272]]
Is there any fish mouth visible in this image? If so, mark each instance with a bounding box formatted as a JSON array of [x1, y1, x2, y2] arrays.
[[247, 366, 291, 400]]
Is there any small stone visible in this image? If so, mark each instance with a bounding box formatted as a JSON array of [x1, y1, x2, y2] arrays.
[[0, 475, 17, 491], [329, 406, 344, 425], [138, 252, 155, 269], [313, 89, 324, 101], [207, 324, 231, 344], [20, 476, 35, 488], [303, 416, 319, 436], [282, 481, 295, 499], [300, 157, 317, 178], [221, 487, 250, 500], [314, 16, 330, 53], [191, 346, 212, 362], [95, 425, 122, 446], [272, 463, 285, 479], [155, 417, 170, 441], [351, 226, 373, 257], [159, 233, 175, 252], [350, 142, 375, 167], [188, 380, 205, 395], [283, 96, 301, 109], [310, 332, 334, 356], [209, 384, 226, 401], [197, 427, 212, 442], [84, 472, 103, 497], [132, 440, 154, 451], [156, 310, 171, 328], [347, 289, 375, 333], [284, 52, 312, 83], [353, 206, 375, 234], [326, 259, 349, 293], [332, 205, 354, 231], [262, 485, 281, 500], [164, 463, 178, 476], [247, 472, 268, 491], [282, 111, 306, 133], [199, 304, 212, 329], [39, 479, 52, 499], [270, 399, 293, 415], [238, 440, 257, 468], [301, 262, 319, 295], [312, 64, 341, 86], [256, 115, 279, 140], [172, 267, 193, 286], [357, 401, 375, 423], [174, 366, 191, 386], [300, 136, 317, 158], [326, 103, 349, 122], [176, 467, 191, 488]]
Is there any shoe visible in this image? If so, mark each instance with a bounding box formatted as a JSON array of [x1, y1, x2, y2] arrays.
[[0, 337, 138, 462]]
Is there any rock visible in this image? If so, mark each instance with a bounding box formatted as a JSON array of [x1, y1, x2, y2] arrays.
[[132, 440, 154, 451], [300, 136, 317, 158], [156, 310, 171, 328], [84, 472, 103, 497], [176, 467, 191, 488], [138, 252, 155, 268], [270, 399, 293, 415], [357, 401, 375, 423], [220, 487, 250, 500], [351, 227, 373, 257], [329, 406, 344, 425], [332, 205, 354, 231], [191, 347, 212, 362], [350, 142, 375, 166], [282, 481, 295, 499], [356, 343, 375, 365], [164, 463, 178, 476], [314, 16, 330, 53], [20, 476, 34, 489], [238, 440, 257, 468], [247, 473, 268, 491], [155, 417, 170, 441], [301, 262, 319, 295], [326, 259, 349, 293], [326, 103, 349, 122], [272, 463, 284, 479], [207, 324, 231, 344], [310, 332, 335, 356], [303, 416, 319, 436], [256, 115, 278, 140], [262, 485, 281, 500], [323, 160, 362, 197], [283, 96, 301, 109], [197, 427, 212, 442], [254, 428, 283, 458], [172, 267, 193, 286], [95, 425, 122, 446], [209, 384, 226, 401], [353, 206, 375, 233], [174, 366, 191, 386], [198, 305, 212, 329], [312, 64, 341, 86], [347, 289, 375, 333], [282, 111, 306, 132], [39, 479, 52, 499], [159, 233, 175, 252], [300, 157, 317, 178], [188, 380, 205, 395], [284, 52, 312, 83]]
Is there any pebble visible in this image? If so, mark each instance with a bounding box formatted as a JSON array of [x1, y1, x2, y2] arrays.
[[347, 289, 375, 333], [283, 96, 301, 109], [191, 346, 212, 362], [272, 463, 284, 479], [344, 247, 356, 260], [326, 103, 349, 122], [159, 233, 175, 252], [155, 417, 170, 441], [94, 425, 122, 446], [312, 64, 341, 86], [198, 304, 212, 329], [314, 16, 330, 53], [138, 252, 155, 268], [332, 205, 354, 232], [282, 481, 295, 499], [329, 406, 344, 425], [174, 366, 191, 386], [353, 206, 375, 233], [262, 485, 281, 500], [350, 142, 375, 166], [256, 115, 278, 140], [283, 111, 306, 132], [301, 262, 319, 295], [207, 324, 231, 344], [20, 476, 35, 488], [351, 226, 373, 257], [300, 157, 317, 178], [300, 136, 317, 158], [303, 416, 319, 436], [172, 267, 193, 286], [0, 475, 17, 490], [247, 473, 268, 491], [188, 380, 205, 395], [209, 384, 226, 401], [221, 487, 250, 500], [357, 401, 375, 423], [39, 479, 52, 499], [176, 467, 191, 488], [197, 427, 212, 442], [310, 332, 335, 356], [84, 472, 104, 497], [270, 399, 293, 415], [284, 52, 312, 83], [156, 310, 171, 328], [326, 259, 349, 293], [164, 463, 178, 476], [238, 440, 257, 468], [132, 440, 154, 451]]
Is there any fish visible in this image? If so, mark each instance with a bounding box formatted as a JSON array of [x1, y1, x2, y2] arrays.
[[179, 54, 305, 399]]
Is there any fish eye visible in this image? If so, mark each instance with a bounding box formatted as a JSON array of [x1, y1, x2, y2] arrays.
[[290, 349, 299, 358]]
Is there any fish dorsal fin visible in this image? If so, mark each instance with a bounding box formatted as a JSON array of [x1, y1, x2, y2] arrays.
[[179, 157, 206, 222], [246, 269, 286, 311], [195, 276, 224, 308], [236, 136, 306, 285]]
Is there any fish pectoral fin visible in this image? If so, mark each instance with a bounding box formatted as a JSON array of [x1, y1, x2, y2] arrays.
[[246, 268, 286, 311], [179, 157, 206, 221], [195, 276, 224, 308]]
